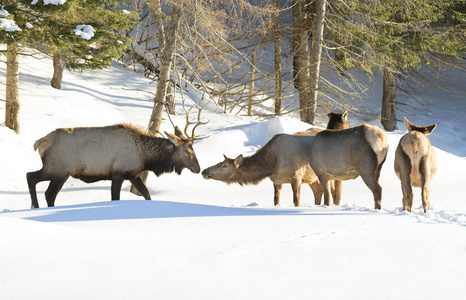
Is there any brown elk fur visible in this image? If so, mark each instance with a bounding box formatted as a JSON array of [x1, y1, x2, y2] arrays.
[[202, 110, 349, 206], [309, 124, 388, 209], [27, 124, 201, 208], [202, 134, 321, 206], [394, 117, 437, 213]]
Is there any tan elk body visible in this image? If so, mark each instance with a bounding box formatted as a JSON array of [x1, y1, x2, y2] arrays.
[[309, 124, 388, 209], [27, 124, 201, 208], [202, 110, 348, 206], [394, 117, 437, 213]]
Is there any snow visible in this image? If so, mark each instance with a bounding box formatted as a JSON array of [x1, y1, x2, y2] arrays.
[[1, 51, 466, 299], [73, 24, 95, 40], [0, 6, 9, 17], [0, 18, 21, 32], [31, 0, 67, 5]]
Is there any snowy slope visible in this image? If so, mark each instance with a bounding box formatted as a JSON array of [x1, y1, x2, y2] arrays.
[[0, 52, 465, 300]]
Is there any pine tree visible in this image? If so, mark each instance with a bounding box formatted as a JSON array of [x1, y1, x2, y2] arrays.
[[20, 0, 135, 89], [0, 0, 134, 133], [326, 0, 465, 130]]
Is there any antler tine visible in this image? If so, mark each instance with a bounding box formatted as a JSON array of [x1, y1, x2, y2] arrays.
[[191, 103, 210, 140], [183, 103, 197, 139], [182, 100, 209, 140]]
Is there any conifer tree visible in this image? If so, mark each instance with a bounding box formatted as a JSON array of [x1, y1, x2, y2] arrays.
[[325, 0, 464, 130], [20, 0, 135, 89], [0, 0, 134, 133]]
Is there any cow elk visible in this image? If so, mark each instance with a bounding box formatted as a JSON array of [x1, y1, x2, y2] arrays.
[[26, 109, 206, 208], [202, 110, 349, 206], [394, 117, 437, 213], [309, 124, 388, 209]]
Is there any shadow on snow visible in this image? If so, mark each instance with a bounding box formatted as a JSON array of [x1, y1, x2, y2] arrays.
[[4, 200, 370, 223]]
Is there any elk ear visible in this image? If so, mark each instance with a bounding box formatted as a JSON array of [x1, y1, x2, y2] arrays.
[[174, 126, 188, 141], [165, 131, 182, 146], [404, 117, 415, 132], [424, 123, 437, 135], [342, 109, 349, 121], [234, 154, 244, 169]]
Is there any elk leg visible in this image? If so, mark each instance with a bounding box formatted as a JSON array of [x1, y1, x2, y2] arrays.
[[361, 174, 382, 210], [397, 169, 413, 212], [420, 158, 430, 213], [359, 151, 383, 210], [130, 177, 151, 200], [317, 174, 331, 206], [111, 173, 124, 201], [310, 181, 322, 205], [45, 176, 69, 207], [273, 183, 282, 206], [291, 177, 302, 207], [395, 147, 413, 212], [329, 180, 335, 202], [333, 180, 343, 205], [26, 169, 47, 209]]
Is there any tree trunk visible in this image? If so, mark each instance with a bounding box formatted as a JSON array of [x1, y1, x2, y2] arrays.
[[152, 0, 166, 50], [292, 0, 309, 91], [51, 52, 63, 89], [381, 67, 397, 131], [308, 0, 327, 125], [274, 0, 282, 115], [147, 6, 182, 134], [248, 49, 256, 116], [293, 0, 312, 122], [131, 6, 181, 195], [5, 43, 20, 134]]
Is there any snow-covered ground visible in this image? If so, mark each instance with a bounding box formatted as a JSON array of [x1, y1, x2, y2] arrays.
[[0, 52, 465, 299]]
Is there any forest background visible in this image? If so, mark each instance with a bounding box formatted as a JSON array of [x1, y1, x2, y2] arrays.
[[1, 0, 465, 137]]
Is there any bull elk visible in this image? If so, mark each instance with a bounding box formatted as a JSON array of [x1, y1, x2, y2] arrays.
[[201, 110, 349, 206], [394, 117, 437, 213], [309, 124, 388, 209], [26, 109, 206, 208]]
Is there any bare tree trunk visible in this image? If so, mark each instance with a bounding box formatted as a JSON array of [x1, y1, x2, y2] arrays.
[[381, 67, 397, 131], [131, 5, 181, 195], [248, 49, 256, 116], [152, 0, 166, 50], [293, 0, 312, 122], [274, 0, 282, 115], [51, 52, 63, 89], [5, 43, 20, 134], [308, 0, 327, 125], [147, 6, 182, 134]]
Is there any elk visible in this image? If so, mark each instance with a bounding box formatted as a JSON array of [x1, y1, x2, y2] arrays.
[[26, 109, 206, 208], [201, 110, 349, 206], [309, 124, 388, 209], [394, 117, 437, 213]]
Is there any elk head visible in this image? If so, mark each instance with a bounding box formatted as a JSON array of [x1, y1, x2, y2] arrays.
[[324, 107, 349, 130], [164, 102, 209, 175], [202, 154, 244, 183]]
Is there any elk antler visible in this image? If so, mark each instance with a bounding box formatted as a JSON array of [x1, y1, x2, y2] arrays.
[[183, 101, 209, 141]]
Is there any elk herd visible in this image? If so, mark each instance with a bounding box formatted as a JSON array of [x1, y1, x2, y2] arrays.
[[27, 107, 438, 213]]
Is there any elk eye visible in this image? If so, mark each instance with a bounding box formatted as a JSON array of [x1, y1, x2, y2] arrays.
[[185, 150, 190, 155], [222, 164, 228, 168]]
